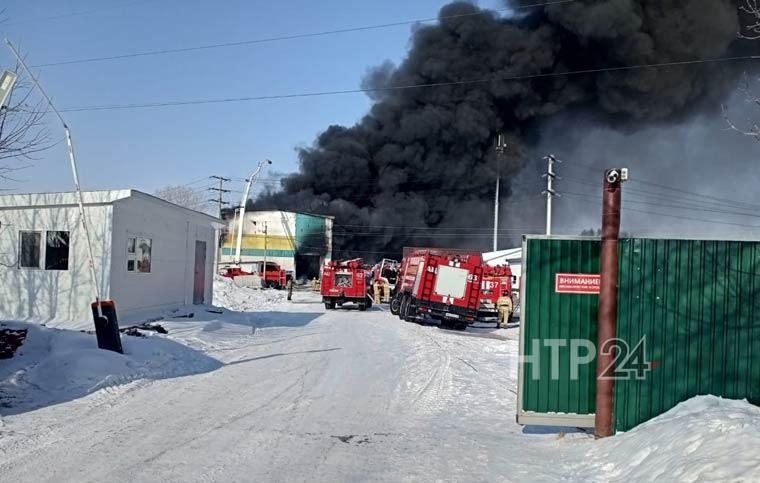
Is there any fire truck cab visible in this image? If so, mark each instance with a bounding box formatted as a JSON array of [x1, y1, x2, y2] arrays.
[[390, 248, 483, 330], [320, 259, 373, 311]]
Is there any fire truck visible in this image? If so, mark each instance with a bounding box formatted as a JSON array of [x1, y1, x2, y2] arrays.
[[477, 264, 513, 323], [390, 248, 483, 330], [320, 258, 373, 311], [221, 261, 289, 289], [371, 258, 400, 295]]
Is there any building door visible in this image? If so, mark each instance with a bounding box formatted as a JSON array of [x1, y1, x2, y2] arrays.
[[193, 241, 207, 304]]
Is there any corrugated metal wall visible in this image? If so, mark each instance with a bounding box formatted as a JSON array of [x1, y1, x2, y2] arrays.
[[521, 237, 600, 419], [615, 239, 760, 431]]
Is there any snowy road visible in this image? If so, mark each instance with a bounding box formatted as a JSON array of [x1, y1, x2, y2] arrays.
[[0, 288, 548, 482], [2, 283, 759, 482]]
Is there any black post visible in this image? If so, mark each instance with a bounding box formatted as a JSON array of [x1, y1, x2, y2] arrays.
[[91, 300, 124, 354]]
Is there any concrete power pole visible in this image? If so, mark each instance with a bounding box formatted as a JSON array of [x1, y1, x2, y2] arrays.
[[209, 176, 231, 218], [542, 155, 560, 236], [493, 134, 508, 252]]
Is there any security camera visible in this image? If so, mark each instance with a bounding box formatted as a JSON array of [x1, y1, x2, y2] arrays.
[[606, 169, 620, 184]]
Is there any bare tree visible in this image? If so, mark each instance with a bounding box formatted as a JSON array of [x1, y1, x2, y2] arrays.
[[739, 0, 760, 40], [154, 185, 211, 213], [723, 3, 760, 140], [0, 62, 54, 184], [723, 76, 760, 140]]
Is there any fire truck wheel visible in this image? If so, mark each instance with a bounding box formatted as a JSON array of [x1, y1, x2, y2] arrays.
[[358, 302, 367, 311], [398, 296, 407, 320], [324, 299, 336, 310], [454, 323, 467, 331], [389, 297, 401, 315], [402, 302, 416, 323]]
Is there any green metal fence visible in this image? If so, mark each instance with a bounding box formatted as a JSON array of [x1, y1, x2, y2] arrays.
[[518, 236, 600, 427], [614, 238, 760, 431]]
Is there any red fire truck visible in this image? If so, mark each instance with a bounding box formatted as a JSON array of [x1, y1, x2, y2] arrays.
[[477, 264, 513, 322], [221, 261, 289, 289], [390, 248, 483, 330], [320, 258, 373, 311]]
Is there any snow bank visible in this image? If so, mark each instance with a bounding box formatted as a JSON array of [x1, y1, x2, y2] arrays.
[[0, 322, 221, 415], [212, 275, 287, 312], [573, 395, 760, 481]]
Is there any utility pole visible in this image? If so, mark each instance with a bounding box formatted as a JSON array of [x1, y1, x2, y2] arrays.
[[6, 39, 123, 353], [209, 176, 231, 218], [262, 221, 268, 288], [494, 133, 508, 252], [542, 155, 560, 236], [595, 167, 628, 438]]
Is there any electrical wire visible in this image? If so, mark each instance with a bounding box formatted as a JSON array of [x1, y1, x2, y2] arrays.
[[31, 0, 575, 68], [58, 54, 760, 113], [6, 0, 160, 26], [565, 194, 760, 229]]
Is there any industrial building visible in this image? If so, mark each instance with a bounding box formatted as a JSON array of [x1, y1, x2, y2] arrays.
[[220, 210, 333, 280], [0, 190, 219, 329]]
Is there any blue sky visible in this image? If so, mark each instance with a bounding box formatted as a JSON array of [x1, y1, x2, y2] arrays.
[[1, 0, 500, 199]]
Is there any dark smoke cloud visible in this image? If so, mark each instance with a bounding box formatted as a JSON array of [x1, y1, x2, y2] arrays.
[[253, 0, 754, 259]]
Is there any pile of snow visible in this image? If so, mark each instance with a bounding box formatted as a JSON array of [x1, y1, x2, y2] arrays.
[[571, 395, 760, 481], [0, 322, 221, 415], [212, 275, 288, 312]]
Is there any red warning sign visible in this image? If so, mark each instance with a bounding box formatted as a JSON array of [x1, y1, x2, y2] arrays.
[[555, 273, 601, 294]]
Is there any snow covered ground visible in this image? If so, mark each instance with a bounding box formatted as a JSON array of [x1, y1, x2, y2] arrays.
[[1, 277, 758, 482]]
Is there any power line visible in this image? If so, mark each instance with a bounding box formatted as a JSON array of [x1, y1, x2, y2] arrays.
[[58, 55, 760, 113], [566, 194, 760, 229], [31, 0, 575, 68], [6, 0, 159, 26], [563, 191, 760, 219], [562, 174, 760, 213], [563, 167, 760, 212]]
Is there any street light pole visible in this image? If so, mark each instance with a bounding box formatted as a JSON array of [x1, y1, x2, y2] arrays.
[[494, 133, 508, 252], [234, 159, 272, 266], [5, 40, 103, 315]]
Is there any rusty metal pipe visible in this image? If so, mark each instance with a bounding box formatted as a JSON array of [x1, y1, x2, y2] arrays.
[[595, 169, 623, 438]]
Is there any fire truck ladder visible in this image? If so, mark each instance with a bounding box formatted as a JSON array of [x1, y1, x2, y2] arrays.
[[466, 264, 484, 310], [420, 257, 438, 301]]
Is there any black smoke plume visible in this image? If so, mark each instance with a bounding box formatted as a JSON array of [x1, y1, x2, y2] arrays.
[[253, 0, 754, 259]]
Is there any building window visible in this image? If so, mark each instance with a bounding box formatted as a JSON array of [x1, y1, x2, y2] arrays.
[[45, 231, 70, 270], [127, 237, 152, 273], [19, 231, 41, 268]]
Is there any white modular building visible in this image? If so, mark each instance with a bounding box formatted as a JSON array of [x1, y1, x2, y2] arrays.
[[0, 190, 219, 330]]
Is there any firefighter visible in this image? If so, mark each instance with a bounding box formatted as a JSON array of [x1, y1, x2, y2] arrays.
[[382, 280, 391, 303], [373, 279, 382, 305], [497, 291, 513, 328], [286, 278, 294, 301]]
